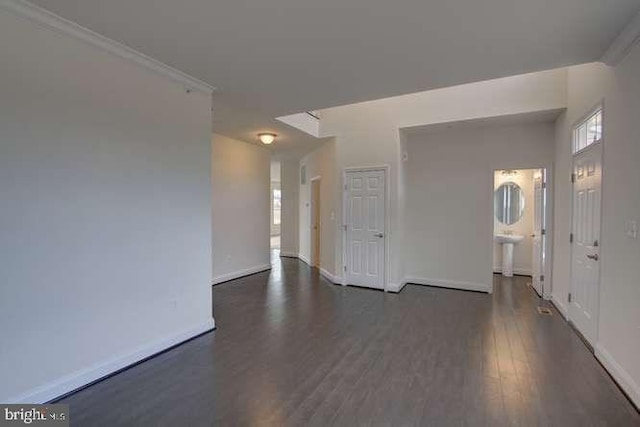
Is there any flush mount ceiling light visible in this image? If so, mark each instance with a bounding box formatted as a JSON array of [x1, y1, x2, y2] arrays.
[[258, 133, 276, 145]]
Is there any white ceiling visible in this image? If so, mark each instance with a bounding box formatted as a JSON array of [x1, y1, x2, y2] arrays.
[[28, 0, 639, 151]]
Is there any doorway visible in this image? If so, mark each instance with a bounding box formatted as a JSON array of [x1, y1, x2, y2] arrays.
[[493, 168, 548, 297], [343, 167, 387, 290], [310, 177, 321, 267], [270, 161, 281, 252], [569, 142, 603, 346], [568, 107, 603, 346], [531, 169, 547, 296]]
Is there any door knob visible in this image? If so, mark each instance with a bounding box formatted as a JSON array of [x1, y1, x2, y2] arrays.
[[586, 254, 599, 261], [373, 232, 384, 238]]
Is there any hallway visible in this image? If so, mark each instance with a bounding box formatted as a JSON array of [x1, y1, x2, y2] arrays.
[[59, 258, 639, 426]]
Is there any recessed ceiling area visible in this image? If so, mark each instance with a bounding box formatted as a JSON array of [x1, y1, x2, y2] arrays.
[[402, 109, 566, 136], [211, 96, 329, 154], [28, 0, 640, 117]]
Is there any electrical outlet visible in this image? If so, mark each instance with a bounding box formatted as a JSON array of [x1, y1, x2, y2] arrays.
[[226, 255, 231, 263], [169, 300, 177, 309]]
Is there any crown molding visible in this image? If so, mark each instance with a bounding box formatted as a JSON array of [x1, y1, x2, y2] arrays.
[[0, 0, 215, 95], [601, 10, 640, 66]]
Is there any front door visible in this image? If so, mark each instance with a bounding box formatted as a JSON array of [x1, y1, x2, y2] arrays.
[[345, 169, 385, 289], [569, 142, 602, 345]]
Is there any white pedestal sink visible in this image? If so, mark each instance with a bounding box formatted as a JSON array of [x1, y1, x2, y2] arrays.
[[495, 234, 524, 277]]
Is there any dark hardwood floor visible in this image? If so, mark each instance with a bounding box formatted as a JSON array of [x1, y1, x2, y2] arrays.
[[60, 254, 639, 426]]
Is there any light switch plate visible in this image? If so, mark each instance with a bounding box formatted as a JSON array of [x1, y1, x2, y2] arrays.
[[625, 220, 637, 239]]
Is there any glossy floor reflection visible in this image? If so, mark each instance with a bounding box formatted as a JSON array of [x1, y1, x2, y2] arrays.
[[60, 257, 639, 426]]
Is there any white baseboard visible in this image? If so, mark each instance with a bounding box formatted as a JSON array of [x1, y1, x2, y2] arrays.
[[298, 254, 311, 266], [7, 318, 215, 404], [319, 268, 347, 286], [319, 267, 337, 283], [284, 254, 337, 282], [595, 344, 640, 408], [493, 267, 533, 276], [550, 294, 569, 320], [386, 282, 407, 293], [404, 276, 491, 293], [212, 264, 271, 285], [279, 251, 298, 258]]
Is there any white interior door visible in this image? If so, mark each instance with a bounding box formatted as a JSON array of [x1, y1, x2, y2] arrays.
[[531, 170, 544, 296], [345, 169, 385, 289], [569, 142, 602, 345]]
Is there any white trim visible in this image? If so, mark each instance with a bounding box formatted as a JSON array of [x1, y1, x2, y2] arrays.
[[298, 253, 311, 266], [543, 167, 554, 298], [595, 344, 640, 408], [319, 267, 337, 284], [601, 10, 640, 66], [6, 318, 215, 404], [212, 264, 271, 285], [386, 281, 407, 293], [0, 0, 214, 95], [342, 165, 391, 291], [279, 251, 299, 258], [404, 276, 491, 293], [493, 267, 533, 277], [309, 176, 322, 267], [551, 294, 569, 320]]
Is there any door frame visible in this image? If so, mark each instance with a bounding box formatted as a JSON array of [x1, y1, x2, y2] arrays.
[[491, 166, 552, 297], [310, 176, 321, 267], [342, 165, 390, 291], [568, 103, 605, 345], [531, 168, 547, 297]]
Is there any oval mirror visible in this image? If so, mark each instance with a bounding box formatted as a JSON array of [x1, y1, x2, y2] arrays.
[[494, 182, 525, 225]]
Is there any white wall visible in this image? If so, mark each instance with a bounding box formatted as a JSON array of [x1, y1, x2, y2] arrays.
[[280, 157, 300, 257], [212, 134, 271, 283], [299, 140, 337, 271], [403, 121, 555, 291], [493, 169, 536, 276], [552, 46, 640, 405], [319, 69, 566, 288], [270, 161, 281, 182], [0, 10, 213, 403]]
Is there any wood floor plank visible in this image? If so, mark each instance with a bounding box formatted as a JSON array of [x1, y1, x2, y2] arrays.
[[57, 257, 640, 426]]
